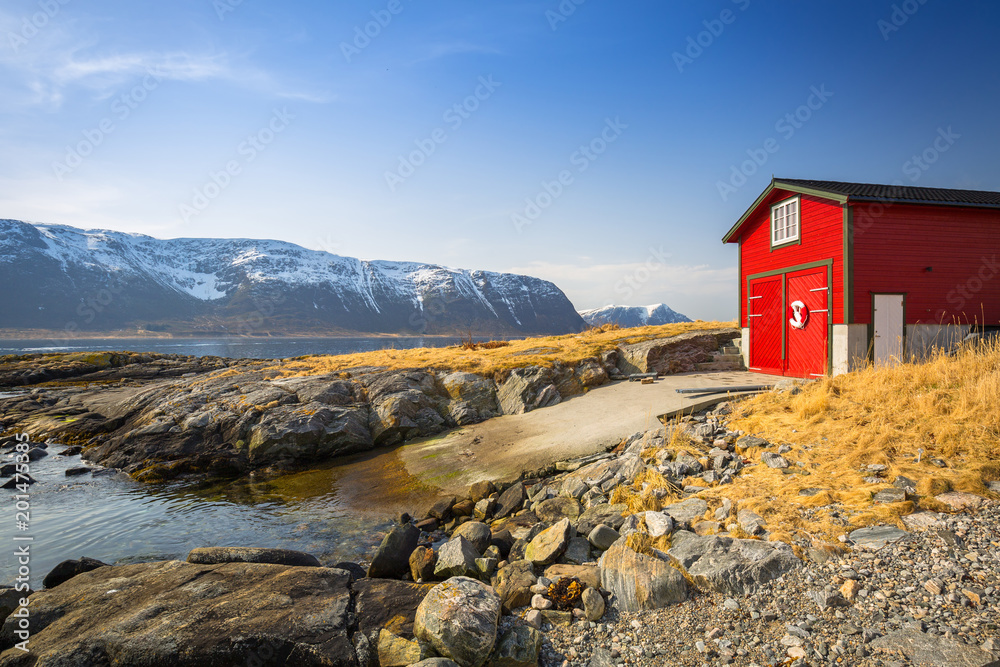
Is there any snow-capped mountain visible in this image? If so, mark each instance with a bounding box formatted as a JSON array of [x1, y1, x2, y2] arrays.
[[578, 303, 691, 328], [0, 219, 586, 336]]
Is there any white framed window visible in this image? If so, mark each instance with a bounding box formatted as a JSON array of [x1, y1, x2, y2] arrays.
[[771, 197, 800, 247]]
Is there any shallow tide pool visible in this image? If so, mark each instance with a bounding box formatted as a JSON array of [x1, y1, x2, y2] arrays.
[[1, 441, 443, 588]]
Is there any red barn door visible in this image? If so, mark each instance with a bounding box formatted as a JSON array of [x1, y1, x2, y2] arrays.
[[785, 267, 829, 378], [748, 276, 783, 375]]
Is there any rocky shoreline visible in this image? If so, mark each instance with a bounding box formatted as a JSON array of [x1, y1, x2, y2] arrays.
[[3, 398, 998, 666], [0, 329, 738, 485]]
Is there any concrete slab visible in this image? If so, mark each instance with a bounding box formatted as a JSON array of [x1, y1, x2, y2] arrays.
[[398, 371, 785, 495]]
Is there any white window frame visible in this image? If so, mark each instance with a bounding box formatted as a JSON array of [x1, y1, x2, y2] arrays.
[[771, 196, 800, 248]]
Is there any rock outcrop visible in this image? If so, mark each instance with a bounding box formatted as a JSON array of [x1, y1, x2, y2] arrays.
[[0, 560, 356, 665], [667, 530, 801, 595], [414, 577, 501, 667], [599, 538, 688, 611]]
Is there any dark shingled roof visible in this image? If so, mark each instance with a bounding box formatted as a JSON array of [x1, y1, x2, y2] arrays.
[[722, 177, 1000, 243], [774, 178, 1000, 207]]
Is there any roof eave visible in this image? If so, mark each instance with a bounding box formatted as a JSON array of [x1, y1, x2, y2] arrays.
[[846, 196, 1000, 211]]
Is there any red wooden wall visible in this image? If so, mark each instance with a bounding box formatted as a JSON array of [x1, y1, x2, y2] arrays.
[[852, 202, 1000, 326], [739, 190, 845, 326]]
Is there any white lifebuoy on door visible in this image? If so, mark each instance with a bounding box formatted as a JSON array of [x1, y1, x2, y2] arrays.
[[789, 301, 809, 329]]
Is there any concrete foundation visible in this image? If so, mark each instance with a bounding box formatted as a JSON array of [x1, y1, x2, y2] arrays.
[[832, 324, 869, 375], [739, 327, 749, 370], [745, 322, 973, 377]]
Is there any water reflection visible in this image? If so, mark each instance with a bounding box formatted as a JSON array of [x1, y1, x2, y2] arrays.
[[0, 440, 444, 588]]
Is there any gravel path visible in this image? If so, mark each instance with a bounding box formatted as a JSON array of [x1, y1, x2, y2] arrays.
[[538, 502, 1000, 667]]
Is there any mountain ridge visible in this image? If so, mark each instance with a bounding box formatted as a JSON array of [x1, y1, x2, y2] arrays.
[[578, 303, 691, 328], [0, 219, 586, 337]]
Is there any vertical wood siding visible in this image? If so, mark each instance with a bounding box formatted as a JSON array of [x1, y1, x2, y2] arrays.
[[852, 202, 1000, 325]]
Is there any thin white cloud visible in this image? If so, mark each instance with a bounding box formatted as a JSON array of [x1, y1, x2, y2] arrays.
[[0, 11, 329, 109]]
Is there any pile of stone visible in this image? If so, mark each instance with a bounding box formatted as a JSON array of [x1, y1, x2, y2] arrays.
[[540, 500, 1000, 667]]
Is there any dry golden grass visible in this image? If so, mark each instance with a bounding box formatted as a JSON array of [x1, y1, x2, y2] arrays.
[[692, 336, 1000, 544], [274, 320, 736, 380]]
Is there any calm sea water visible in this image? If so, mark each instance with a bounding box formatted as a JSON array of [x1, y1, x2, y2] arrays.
[[0, 335, 471, 586], [0, 336, 479, 359], [0, 438, 445, 588]]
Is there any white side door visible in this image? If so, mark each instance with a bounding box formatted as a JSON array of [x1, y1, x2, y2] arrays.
[[873, 294, 905, 366]]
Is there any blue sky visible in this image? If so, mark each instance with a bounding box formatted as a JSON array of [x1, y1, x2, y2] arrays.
[[2, 1, 998, 320]]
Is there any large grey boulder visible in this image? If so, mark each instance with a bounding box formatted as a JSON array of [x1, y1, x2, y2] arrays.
[[487, 624, 543, 667], [642, 511, 674, 538], [587, 524, 620, 551], [577, 503, 628, 535], [524, 518, 572, 565], [435, 536, 482, 580], [368, 523, 421, 579], [0, 560, 356, 665], [247, 402, 372, 463], [42, 556, 109, 589], [272, 375, 362, 407], [662, 498, 708, 529], [362, 371, 451, 446], [497, 367, 561, 415], [534, 497, 582, 523], [598, 538, 688, 611], [441, 372, 500, 425], [353, 577, 435, 639], [414, 577, 501, 667], [454, 521, 492, 555], [871, 627, 1000, 667], [494, 483, 527, 520], [667, 530, 801, 595], [761, 451, 789, 469], [491, 560, 536, 612], [849, 525, 910, 550]]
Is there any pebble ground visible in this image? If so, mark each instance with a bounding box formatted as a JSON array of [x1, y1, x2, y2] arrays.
[[538, 502, 1000, 667]]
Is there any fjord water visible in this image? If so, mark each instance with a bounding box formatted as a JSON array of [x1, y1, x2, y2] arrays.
[[0, 335, 475, 359], [0, 336, 473, 586], [1, 439, 443, 588]]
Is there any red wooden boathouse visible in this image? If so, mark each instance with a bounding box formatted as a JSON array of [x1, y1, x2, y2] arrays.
[[722, 178, 1000, 378]]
